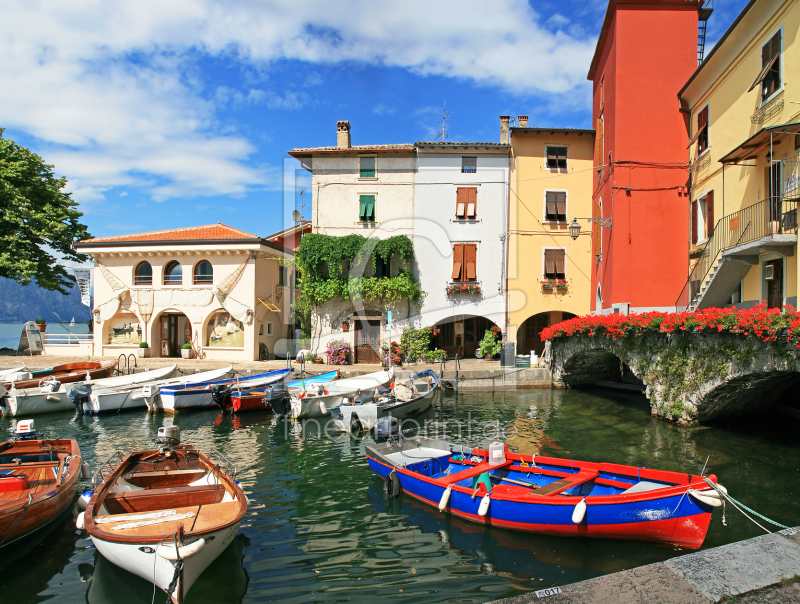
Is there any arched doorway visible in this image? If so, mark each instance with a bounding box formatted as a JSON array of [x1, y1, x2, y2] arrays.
[[154, 310, 192, 357], [431, 315, 500, 358], [518, 311, 577, 356]]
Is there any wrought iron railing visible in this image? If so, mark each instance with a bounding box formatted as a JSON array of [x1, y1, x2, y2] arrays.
[[675, 196, 799, 310]]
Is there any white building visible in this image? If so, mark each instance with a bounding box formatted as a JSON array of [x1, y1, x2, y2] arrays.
[[413, 141, 509, 357]]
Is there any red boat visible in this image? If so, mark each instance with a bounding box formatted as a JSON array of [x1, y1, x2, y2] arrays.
[[3, 362, 116, 390]]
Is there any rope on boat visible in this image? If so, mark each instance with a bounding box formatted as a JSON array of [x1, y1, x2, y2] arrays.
[[703, 477, 791, 533], [0, 494, 32, 547], [164, 533, 184, 604]]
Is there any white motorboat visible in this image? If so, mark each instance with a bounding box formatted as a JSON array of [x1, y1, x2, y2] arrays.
[[0, 366, 28, 379], [79, 427, 247, 603], [86, 366, 235, 414], [156, 368, 292, 413], [5, 365, 179, 416], [289, 369, 394, 419], [331, 369, 438, 432]]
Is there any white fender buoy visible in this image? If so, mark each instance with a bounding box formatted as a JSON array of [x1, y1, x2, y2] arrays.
[[81, 462, 91, 480], [716, 483, 728, 495], [572, 497, 587, 524], [478, 493, 491, 517], [76, 511, 86, 530], [439, 485, 453, 511], [78, 490, 93, 511], [319, 401, 327, 415], [157, 538, 206, 560], [688, 489, 723, 507]]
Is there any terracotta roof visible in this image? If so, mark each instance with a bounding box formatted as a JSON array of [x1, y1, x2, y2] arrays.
[[511, 127, 595, 135], [289, 144, 414, 155], [79, 223, 259, 244], [415, 141, 510, 148]]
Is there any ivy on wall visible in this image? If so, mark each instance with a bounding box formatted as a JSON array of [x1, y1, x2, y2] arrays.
[[292, 233, 422, 315]]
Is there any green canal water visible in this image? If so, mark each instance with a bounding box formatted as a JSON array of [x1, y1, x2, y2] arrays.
[[1, 388, 799, 603]]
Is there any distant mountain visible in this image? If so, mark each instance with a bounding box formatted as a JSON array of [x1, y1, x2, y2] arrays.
[[0, 277, 92, 323]]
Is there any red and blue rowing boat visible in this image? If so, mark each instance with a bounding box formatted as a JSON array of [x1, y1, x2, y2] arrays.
[[366, 437, 725, 549]]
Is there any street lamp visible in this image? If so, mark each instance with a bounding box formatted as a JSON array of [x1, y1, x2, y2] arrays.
[[568, 216, 613, 241]]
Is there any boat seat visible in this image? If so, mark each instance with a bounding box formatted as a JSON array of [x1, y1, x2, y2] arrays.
[[621, 480, 668, 494], [528, 470, 599, 496], [103, 484, 227, 515], [438, 461, 512, 485], [95, 501, 241, 538]]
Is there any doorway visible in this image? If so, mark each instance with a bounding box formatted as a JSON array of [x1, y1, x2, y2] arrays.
[[354, 314, 381, 364], [766, 259, 783, 309], [159, 313, 190, 357]]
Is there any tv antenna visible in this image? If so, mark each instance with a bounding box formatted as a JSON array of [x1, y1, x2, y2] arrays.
[[435, 101, 451, 141], [297, 190, 306, 222]]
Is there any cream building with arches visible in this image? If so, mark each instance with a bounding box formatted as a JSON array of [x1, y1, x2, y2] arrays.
[[75, 224, 295, 361]]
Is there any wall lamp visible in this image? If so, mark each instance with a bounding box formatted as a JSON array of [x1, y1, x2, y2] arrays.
[[568, 216, 613, 240]]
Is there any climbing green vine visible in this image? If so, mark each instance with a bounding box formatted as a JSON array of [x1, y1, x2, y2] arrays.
[[292, 233, 422, 315]]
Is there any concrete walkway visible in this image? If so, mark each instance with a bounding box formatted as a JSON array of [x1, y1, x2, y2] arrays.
[[495, 528, 800, 604]]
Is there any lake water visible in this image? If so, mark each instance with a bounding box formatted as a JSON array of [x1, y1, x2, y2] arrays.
[[0, 388, 798, 603], [0, 322, 91, 351]]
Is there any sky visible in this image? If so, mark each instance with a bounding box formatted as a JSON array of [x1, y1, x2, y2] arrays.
[[1, 0, 751, 242]]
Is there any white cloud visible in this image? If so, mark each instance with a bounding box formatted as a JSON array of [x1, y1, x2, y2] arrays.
[[1, 0, 597, 205], [372, 103, 396, 116]]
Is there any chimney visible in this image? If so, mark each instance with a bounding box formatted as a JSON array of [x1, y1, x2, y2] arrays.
[[518, 115, 528, 128], [500, 116, 510, 144], [337, 120, 351, 148]]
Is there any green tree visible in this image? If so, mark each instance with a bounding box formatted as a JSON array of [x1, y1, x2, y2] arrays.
[[0, 128, 90, 294]]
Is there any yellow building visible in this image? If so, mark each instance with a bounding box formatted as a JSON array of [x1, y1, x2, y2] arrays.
[[679, 0, 800, 311], [508, 121, 595, 356]]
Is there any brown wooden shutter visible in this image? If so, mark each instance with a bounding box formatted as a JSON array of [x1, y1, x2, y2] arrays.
[[595, 118, 604, 170], [554, 249, 565, 275], [592, 199, 602, 255], [692, 200, 698, 244], [466, 188, 477, 218], [556, 192, 566, 218], [465, 244, 477, 280], [544, 249, 555, 276], [451, 244, 464, 280], [456, 188, 466, 218], [546, 191, 557, 218], [706, 191, 714, 239]]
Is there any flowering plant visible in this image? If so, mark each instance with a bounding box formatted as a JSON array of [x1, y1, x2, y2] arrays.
[[541, 279, 568, 289], [423, 348, 447, 362], [381, 340, 406, 364], [446, 283, 481, 296], [478, 328, 502, 358], [540, 302, 800, 347], [325, 339, 351, 365]]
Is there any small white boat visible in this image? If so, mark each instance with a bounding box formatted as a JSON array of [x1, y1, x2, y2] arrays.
[[5, 365, 179, 416], [0, 366, 29, 379], [86, 366, 235, 414], [331, 369, 438, 432], [289, 369, 394, 419], [156, 369, 291, 413], [80, 427, 247, 603]]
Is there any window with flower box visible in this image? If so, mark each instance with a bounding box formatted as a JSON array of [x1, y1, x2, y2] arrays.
[[543, 248, 565, 283], [451, 243, 477, 281], [455, 187, 477, 220]]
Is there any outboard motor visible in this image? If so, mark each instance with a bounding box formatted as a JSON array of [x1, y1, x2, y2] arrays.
[[211, 384, 232, 411], [14, 419, 39, 440], [155, 425, 181, 447], [66, 383, 91, 414], [263, 383, 291, 413], [374, 416, 399, 441]]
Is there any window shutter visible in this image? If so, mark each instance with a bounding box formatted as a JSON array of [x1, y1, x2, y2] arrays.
[[546, 191, 557, 218], [367, 195, 375, 221], [593, 199, 602, 255], [706, 191, 714, 239], [465, 244, 477, 280], [692, 200, 698, 244], [554, 250, 565, 275], [456, 188, 466, 218], [595, 118, 604, 170], [451, 244, 464, 280], [359, 196, 367, 221], [544, 249, 555, 276], [556, 192, 566, 218], [467, 188, 477, 218]]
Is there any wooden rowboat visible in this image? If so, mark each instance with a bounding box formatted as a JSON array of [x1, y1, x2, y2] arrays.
[[3, 362, 115, 391], [0, 423, 84, 552], [366, 437, 726, 550], [80, 428, 247, 603]]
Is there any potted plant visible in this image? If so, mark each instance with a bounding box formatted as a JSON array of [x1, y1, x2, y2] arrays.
[[325, 339, 352, 365], [478, 328, 501, 360], [305, 352, 317, 363], [35, 318, 47, 333], [137, 342, 150, 358], [181, 343, 194, 359], [381, 341, 405, 367]]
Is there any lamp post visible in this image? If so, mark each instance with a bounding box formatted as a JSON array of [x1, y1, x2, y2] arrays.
[[568, 216, 613, 240]]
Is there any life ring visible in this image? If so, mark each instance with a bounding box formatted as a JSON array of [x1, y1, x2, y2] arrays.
[[384, 471, 401, 499]]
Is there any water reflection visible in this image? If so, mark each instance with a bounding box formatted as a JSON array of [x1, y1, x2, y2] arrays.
[[0, 386, 797, 603]]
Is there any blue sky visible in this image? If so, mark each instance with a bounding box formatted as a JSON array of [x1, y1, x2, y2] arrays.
[[1, 0, 749, 241]]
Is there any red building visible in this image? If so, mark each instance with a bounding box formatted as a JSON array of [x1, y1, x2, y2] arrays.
[[589, 0, 702, 313], [266, 220, 311, 251]]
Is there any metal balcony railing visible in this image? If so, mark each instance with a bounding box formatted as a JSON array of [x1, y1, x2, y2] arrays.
[[675, 196, 799, 311]]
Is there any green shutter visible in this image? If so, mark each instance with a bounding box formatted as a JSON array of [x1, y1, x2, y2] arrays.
[[360, 156, 375, 178], [359, 195, 375, 222]]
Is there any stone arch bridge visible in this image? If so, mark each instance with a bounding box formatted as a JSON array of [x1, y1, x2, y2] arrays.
[[546, 332, 800, 424]]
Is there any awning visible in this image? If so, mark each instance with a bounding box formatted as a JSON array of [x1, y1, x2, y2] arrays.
[[719, 122, 800, 164]]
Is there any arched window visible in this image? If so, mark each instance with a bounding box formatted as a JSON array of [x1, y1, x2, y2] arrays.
[[134, 261, 152, 285], [163, 261, 183, 285], [193, 260, 213, 285]]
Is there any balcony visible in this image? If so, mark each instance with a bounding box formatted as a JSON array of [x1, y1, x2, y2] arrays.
[[676, 196, 798, 311]]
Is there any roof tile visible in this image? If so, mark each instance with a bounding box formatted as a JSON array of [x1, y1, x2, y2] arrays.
[[80, 223, 258, 244]]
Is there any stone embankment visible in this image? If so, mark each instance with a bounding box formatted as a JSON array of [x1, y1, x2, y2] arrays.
[[547, 333, 800, 424], [494, 527, 800, 604]]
